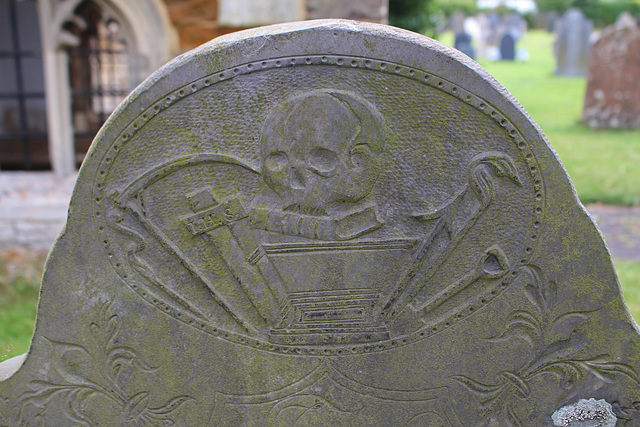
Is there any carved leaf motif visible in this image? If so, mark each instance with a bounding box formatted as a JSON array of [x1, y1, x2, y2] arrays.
[[534, 336, 585, 369], [20, 382, 81, 408], [540, 362, 583, 387], [148, 395, 194, 416], [17, 301, 194, 425], [551, 312, 591, 340], [523, 283, 543, 312], [486, 311, 540, 347], [541, 281, 558, 311], [43, 339, 97, 388], [66, 389, 94, 426], [451, 375, 502, 397], [506, 405, 522, 427], [123, 391, 150, 421], [268, 394, 354, 426], [108, 346, 158, 377], [581, 358, 640, 384], [450, 268, 640, 425], [499, 372, 530, 399]]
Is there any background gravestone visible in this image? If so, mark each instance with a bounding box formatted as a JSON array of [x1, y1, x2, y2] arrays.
[[454, 32, 475, 59], [1, 19, 640, 426], [582, 17, 640, 128], [554, 8, 593, 77], [500, 32, 515, 60]]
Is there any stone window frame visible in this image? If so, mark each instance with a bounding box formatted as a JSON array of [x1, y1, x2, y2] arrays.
[[37, 0, 178, 176]]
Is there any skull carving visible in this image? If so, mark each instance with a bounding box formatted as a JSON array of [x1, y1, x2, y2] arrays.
[[260, 90, 390, 215]]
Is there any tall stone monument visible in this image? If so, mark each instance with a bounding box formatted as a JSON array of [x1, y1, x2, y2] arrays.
[[583, 17, 640, 128], [1, 20, 639, 425], [554, 8, 593, 77]]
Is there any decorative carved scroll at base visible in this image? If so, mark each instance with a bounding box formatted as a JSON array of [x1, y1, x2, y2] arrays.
[[16, 302, 193, 425]]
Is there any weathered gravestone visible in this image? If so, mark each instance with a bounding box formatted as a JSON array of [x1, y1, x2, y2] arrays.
[[583, 17, 640, 128], [454, 32, 475, 59], [500, 32, 515, 60], [1, 19, 640, 425], [554, 8, 593, 77]]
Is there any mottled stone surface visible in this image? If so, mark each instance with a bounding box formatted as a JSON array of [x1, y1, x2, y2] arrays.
[[554, 8, 592, 77], [1, 20, 639, 425], [583, 18, 640, 129]]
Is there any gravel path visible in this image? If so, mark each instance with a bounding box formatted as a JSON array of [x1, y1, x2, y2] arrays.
[[585, 204, 640, 261]]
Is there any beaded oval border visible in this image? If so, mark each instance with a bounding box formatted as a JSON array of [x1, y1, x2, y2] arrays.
[[94, 54, 546, 356]]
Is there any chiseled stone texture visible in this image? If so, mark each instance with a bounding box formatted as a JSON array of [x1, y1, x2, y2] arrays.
[[1, 20, 639, 425], [582, 18, 640, 129]]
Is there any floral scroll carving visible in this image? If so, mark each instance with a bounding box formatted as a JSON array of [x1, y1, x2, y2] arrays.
[[16, 302, 193, 425], [451, 266, 640, 426]]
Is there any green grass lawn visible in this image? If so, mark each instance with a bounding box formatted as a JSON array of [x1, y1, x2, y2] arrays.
[[437, 29, 640, 327], [0, 251, 45, 363], [1, 30, 639, 364], [440, 30, 640, 205]]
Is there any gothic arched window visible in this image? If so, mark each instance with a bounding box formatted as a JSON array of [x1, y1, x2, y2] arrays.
[[65, 0, 134, 167]]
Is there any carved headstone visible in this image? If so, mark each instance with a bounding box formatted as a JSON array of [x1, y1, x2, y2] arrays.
[[583, 18, 640, 128], [454, 32, 475, 59], [500, 32, 515, 60], [1, 20, 640, 425], [554, 8, 593, 77]]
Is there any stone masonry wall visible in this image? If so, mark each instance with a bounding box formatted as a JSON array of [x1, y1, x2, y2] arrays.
[[162, 0, 388, 51], [162, 0, 238, 51]]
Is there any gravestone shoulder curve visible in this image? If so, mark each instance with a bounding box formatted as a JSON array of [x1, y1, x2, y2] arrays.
[[1, 19, 638, 426]]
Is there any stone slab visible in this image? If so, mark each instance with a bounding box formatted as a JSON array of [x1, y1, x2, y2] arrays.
[[582, 18, 640, 129], [306, 0, 388, 24], [554, 8, 592, 77], [217, 0, 306, 27], [1, 20, 639, 425], [500, 32, 515, 60]]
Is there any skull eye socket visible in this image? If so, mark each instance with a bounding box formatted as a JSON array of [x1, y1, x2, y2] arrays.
[[308, 147, 338, 176], [264, 151, 289, 173], [350, 144, 373, 169]]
